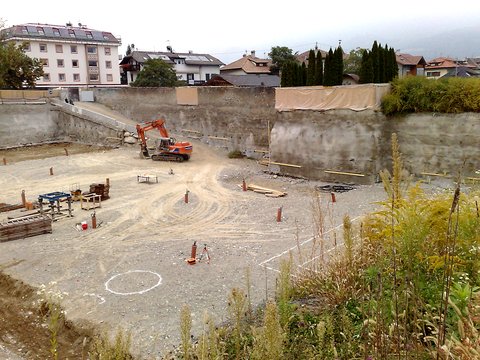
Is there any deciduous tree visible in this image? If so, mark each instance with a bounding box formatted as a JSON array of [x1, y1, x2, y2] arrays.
[[130, 58, 179, 87]]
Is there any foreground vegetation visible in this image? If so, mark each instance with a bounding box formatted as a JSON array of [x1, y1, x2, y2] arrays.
[[382, 76, 480, 115], [173, 134, 479, 359]]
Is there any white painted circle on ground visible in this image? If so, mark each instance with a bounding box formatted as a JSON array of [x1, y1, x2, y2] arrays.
[[105, 270, 162, 295]]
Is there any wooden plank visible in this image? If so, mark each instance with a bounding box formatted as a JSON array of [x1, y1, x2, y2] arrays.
[[208, 136, 230, 141], [261, 161, 302, 168], [325, 170, 365, 177]]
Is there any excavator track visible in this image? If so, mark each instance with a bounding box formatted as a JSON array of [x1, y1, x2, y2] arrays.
[[151, 153, 185, 162]]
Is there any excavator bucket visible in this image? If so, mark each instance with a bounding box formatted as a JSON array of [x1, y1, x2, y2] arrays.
[[140, 145, 150, 159]]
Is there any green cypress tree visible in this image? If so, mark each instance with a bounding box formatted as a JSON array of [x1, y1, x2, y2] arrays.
[[323, 48, 334, 86], [371, 41, 380, 83], [315, 50, 323, 85], [389, 47, 398, 81], [384, 44, 392, 82], [306, 49, 316, 86], [334, 46, 344, 85], [301, 62, 307, 86], [359, 49, 373, 84], [378, 43, 385, 83]]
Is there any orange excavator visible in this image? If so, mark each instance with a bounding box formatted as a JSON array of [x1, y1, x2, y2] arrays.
[[136, 118, 193, 162]]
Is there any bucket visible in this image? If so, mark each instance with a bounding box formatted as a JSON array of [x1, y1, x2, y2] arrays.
[[81, 221, 88, 230]]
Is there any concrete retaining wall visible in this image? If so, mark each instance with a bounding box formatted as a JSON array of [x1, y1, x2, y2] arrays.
[[0, 103, 124, 148], [2, 88, 479, 183], [92, 87, 276, 153], [271, 110, 385, 183], [0, 104, 58, 147]]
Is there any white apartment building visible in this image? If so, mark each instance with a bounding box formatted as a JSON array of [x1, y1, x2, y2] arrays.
[[1, 23, 122, 87]]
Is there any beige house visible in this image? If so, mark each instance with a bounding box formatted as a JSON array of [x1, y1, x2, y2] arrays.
[[220, 51, 272, 75], [396, 53, 426, 77], [1, 23, 122, 87], [425, 57, 475, 79]]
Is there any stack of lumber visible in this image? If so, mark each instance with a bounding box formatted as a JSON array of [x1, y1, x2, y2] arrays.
[[0, 203, 24, 213], [245, 184, 287, 198], [0, 215, 52, 242], [89, 183, 110, 200]]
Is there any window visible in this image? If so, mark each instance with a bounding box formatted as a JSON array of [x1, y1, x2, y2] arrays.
[[176, 59, 185, 65], [68, 29, 75, 38], [72, 59, 79, 67], [43, 73, 50, 82], [40, 58, 49, 67], [36, 27, 44, 35], [89, 74, 99, 81], [55, 44, 63, 53], [39, 43, 47, 52], [87, 46, 97, 54], [73, 73, 80, 82], [70, 45, 77, 53], [105, 60, 112, 69], [106, 74, 113, 82], [59, 73, 66, 82], [21, 26, 28, 34], [57, 59, 64, 67], [24, 42, 31, 52], [102, 33, 109, 40], [85, 31, 93, 39], [88, 60, 98, 67], [187, 73, 194, 80], [104, 47, 111, 55], [426, 71, 441, 77], [53, 28, 60, 36]]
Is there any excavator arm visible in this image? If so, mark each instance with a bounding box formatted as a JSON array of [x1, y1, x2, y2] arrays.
[[136, 119, 169, 146], [135, 118, 192, 162]]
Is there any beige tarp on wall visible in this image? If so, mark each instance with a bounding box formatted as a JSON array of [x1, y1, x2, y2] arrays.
[[176, 87, 198, 106], [275, 83, 391, 112]]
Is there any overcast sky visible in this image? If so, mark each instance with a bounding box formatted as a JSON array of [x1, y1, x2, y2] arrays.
[[3, 0, 480, 63]]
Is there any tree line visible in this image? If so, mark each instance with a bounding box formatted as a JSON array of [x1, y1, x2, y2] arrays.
[[275, 41, 398, 87]]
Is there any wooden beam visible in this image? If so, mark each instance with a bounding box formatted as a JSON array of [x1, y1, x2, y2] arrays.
[[181, 129, 203, 134], [267, 161, 302, 168], [324, 170, 365, 177], [421, 172, 450, 178], [208, 136, 230, 141]]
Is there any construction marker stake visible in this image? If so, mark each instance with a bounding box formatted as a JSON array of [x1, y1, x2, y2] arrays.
[[64, 147, 69, 156], [276, 206, 283, 222], [331, 192, 336, 203], [2, 157, 6, 165], [242, 178, 247, 191], [49, 167, 54, 176], [191, 241, 197, 259], [91, 211, 97, 229], [21, 190, 26, 207], [184, 189, 189, 204]]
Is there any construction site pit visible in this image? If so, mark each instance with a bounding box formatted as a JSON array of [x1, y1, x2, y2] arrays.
[[1, 139, 403, 359]]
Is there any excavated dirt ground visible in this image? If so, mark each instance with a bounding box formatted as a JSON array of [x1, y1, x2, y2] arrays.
[[1, 140, 437, 359]]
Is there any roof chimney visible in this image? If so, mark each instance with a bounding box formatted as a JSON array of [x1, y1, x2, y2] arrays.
[[251, 50, 256, 57]]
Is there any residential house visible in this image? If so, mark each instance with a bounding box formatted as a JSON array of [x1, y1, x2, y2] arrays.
[[204, 74, 280, 87], [466, 57, 480, 69], [296, 47, 329, 65], [342, 74, 360, 85], [396, 53, 426, 77], [425, 57, 476, 79], [1, 23, 122, 87], [120, 50, 223, 85], [220, 51, 272, 75]]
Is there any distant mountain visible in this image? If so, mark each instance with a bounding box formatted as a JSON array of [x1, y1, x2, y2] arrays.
[[340, 24, 480, 61], [396, 25, 480, 60]]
